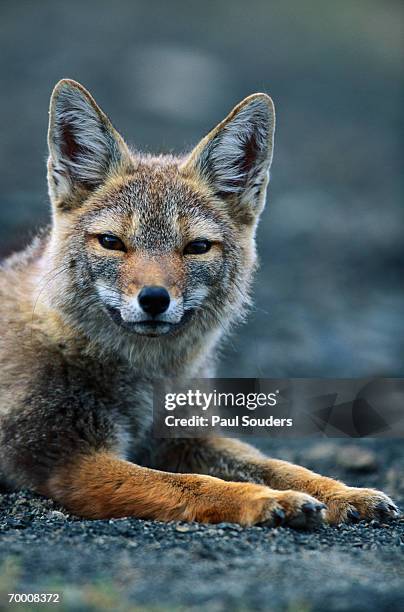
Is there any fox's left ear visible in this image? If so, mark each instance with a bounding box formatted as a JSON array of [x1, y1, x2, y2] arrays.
[[47, 79, 133, 210], [182, 93, 275, 222]]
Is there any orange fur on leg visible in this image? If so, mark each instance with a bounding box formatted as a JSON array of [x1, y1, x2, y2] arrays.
[[45, 451, 324, 527]]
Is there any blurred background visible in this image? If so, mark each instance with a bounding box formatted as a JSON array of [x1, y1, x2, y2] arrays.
[[1, 0, 403, 377]]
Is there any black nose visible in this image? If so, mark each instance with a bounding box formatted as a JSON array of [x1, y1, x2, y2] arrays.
[[138, 286, 170, 316]]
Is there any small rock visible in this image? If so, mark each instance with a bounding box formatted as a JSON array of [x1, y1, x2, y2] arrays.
[[305, 442, 339, 462], [113, 520, 133, 536], [217, 522, 242, 531], [336, 446, 378, 472], [48, 510, 68, 520], [7, 517, 28, 529], [386, 465, 404, 496], [175, 524, 191, 532]]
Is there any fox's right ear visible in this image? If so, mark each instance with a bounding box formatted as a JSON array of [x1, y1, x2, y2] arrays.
[[47, 79, 133, 210]]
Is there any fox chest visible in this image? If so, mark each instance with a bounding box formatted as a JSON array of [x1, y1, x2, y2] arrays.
[[83, 372, 155, 462], [22, 360, 155, 465]]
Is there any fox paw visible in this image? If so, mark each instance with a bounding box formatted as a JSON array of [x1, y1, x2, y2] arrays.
[[324, 487, 400, 525], [269, 490, 326, 529], [238, 487, 326, 530]]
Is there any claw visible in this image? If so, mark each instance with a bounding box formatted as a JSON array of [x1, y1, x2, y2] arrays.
[[375, 501, 388, 515], [375, 501, 399, 519], [347, 509, 361, 522], [301, 502, 316, 514], [272, 508, 285, 526], [302, 502, 326, 515]]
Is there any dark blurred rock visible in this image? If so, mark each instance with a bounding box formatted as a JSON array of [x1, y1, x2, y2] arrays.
[[304, 442, 339, 462], [386, 463, 404, 497], [336, 446, 378, 472]]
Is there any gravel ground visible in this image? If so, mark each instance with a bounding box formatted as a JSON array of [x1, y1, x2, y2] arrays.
[[0, 439, 403, 612]]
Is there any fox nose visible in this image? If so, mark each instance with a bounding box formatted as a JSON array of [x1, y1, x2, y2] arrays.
[[138, 286, 170, 316]]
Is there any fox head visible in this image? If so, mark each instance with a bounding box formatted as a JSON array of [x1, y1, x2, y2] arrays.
[[45, 79, 275, 369]]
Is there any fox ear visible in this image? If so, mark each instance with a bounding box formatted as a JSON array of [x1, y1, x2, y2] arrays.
[[47, 79, 133, 209], [182, 94, 275, 221]]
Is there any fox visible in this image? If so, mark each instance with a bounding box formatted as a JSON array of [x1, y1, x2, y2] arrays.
[[0, 79, 399, 529]]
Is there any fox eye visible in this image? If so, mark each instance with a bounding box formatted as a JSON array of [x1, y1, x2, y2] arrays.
[[97, 234, 126, 252], [184, 240, 212, 255]]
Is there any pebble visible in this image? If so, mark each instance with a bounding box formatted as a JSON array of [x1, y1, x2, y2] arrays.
[[175, 524, 192, 532], [48, 510, 68, 520]]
